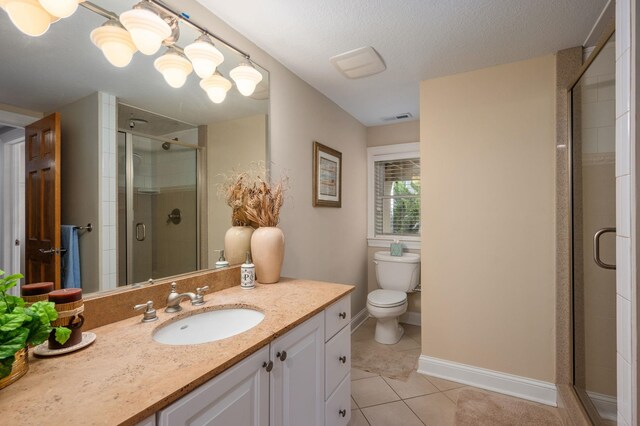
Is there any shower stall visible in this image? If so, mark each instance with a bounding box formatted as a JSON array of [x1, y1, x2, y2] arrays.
[[117, 129, 200, 286], [570, 33, 617, 424]]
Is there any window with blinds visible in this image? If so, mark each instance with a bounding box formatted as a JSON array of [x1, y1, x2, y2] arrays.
[[374, 157, 420, 236]]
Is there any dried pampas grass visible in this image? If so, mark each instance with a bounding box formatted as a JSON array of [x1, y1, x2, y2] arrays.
[[219, 163, 288, 228]]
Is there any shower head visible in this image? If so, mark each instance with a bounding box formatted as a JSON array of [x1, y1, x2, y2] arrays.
[[161, 142, 171, 151]]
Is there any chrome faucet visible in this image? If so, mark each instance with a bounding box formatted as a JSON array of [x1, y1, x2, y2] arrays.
[[165, 282, 196, 313]]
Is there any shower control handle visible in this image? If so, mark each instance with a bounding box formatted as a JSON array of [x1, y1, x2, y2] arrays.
[[135, 223, 146, 242], [593, 227, 616, 270]]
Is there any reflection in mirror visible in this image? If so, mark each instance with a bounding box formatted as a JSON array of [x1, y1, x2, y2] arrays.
[[0, 0, 268, 296]]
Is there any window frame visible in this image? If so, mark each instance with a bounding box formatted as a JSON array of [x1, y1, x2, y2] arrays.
[[367, 142, 420, 249]]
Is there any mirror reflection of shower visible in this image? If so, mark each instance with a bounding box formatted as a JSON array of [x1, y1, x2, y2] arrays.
[[117, 104, 200, 286]]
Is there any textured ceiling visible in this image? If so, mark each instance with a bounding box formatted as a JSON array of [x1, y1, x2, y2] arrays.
[[195, 0, 608, 126]]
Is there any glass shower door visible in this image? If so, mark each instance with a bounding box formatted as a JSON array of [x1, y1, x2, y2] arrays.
[[117, 132, 199, 286], [571, 35, 617, 425]]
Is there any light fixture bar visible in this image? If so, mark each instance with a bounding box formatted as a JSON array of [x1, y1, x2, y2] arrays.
[[147, 0, 251, 60], [80, 0, 253, 62]]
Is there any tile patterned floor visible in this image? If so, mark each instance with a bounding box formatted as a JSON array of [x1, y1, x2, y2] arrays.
[[348, 319, 563, 426]]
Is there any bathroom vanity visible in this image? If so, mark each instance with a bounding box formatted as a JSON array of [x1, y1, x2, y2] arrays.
[[0, 277, 353, 426]]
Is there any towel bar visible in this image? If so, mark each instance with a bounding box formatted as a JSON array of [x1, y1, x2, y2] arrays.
[[73, 223, 93, 232]]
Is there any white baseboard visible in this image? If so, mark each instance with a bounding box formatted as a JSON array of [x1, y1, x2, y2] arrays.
[[351, 308, 369, 333], [418, 355, 558, 407], [400, 311, 421, 326], [586, 391, 617, 421]]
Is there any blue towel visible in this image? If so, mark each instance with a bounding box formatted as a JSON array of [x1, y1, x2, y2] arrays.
[[61, 225, 81, 289]]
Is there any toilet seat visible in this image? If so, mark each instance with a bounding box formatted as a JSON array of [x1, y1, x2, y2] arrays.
[[367, 289, 407, 308]]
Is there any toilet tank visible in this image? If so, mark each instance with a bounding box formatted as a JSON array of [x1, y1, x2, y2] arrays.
[[374, 252, 420, 292]]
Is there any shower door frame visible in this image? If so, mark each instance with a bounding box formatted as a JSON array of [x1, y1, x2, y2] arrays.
[[564, 22, 616, 425], [120, 129, 202, 286]]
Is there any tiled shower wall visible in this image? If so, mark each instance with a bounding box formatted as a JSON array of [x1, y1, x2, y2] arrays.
[[615, 0, 635, 424], [99, 93, 117, 291]]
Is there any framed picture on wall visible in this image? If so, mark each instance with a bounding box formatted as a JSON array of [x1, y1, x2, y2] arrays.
[[313, 141, 342, 207]]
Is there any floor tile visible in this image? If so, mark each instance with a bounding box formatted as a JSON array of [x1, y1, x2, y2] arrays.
[[348, 409, 370, 426], [422, 374, 465, 391], [351, 376, 401, 408], [442, 385, 471, 403], [351, 396, 358, 409], [352, 323, 376, 342], [382, 371, 439, 399], [388, 334, 421, 352], [402, 324, 421, 342], [351, 367, 378, 381], [361, 401, 423, 426], [405, 392, 456, 426]]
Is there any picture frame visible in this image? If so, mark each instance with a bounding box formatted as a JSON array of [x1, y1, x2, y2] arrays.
[[313, 141, 342, 208]]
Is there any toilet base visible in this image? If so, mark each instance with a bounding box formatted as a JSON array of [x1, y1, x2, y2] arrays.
[[374, 317, 404, 345]]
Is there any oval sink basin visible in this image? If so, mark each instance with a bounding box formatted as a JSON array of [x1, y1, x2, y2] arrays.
[[153, 308, 265, 345]]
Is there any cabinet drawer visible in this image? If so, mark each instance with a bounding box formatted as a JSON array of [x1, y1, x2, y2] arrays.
[[325, 374, 351, 426], [325, 324, 350, 399], [325, 295, 351, 341]]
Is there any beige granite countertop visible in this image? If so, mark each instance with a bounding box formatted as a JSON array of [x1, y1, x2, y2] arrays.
[[0, 279, 353, 426]]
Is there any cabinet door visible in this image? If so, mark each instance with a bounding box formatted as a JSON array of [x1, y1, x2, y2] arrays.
[[157, 346, 270, 426], [271, 312, 325, 426]]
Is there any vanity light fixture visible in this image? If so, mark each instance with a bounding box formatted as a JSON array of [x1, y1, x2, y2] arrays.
[[230, 61, 263, 96], [154, 48, 193, 88], [38, 0, 84, 18], [184, 34, 224, 79], [0, 0, 58, 37], [90, 20, 137, 68], [200, 72, 232, 104], [119, 2, 171, 55]]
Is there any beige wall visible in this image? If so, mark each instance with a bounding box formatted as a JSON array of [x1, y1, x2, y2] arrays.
[[420, 55, 556, 382], [366, 121, 421, 315], [169, 0, 369, 315], [207, 114, 267, 265], [59, 93, 100, 293]]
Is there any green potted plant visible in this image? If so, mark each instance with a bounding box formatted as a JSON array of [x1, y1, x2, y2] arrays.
[[0, 269, 70, 388]]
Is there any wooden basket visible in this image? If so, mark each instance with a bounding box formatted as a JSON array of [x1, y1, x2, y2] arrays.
[[0, 347, 28, 391]]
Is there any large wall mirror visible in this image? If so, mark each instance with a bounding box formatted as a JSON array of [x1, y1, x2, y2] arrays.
[[0, 0, 269, 296]]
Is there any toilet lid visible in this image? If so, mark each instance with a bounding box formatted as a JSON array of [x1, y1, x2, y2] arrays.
[[368, 290, 407, 308]]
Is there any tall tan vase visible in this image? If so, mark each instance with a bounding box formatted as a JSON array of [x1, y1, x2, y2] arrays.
[[224, 226, 255, 265], [251, 227, 285, 283]]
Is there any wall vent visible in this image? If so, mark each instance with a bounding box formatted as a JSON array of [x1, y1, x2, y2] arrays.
[[382, 112, 413, 122]]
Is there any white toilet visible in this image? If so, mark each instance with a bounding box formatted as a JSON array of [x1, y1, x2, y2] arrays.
[[367, 252, 420, 344]]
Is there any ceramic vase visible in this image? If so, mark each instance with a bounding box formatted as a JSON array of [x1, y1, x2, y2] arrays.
[[0, 347, 28, 390], [250, 227, 285, 284], [224, 226, 255, 265]]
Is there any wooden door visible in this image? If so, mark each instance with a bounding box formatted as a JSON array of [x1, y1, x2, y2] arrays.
[[270, 312, 325, 426], [25, 113, 61, 288]]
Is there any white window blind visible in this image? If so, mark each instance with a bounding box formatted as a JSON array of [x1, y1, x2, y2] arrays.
[[374, 157, 420, 237]]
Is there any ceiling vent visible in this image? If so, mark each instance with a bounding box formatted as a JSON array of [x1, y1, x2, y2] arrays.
[[330, 46, 386, 79], [382, 112, 413, 122]]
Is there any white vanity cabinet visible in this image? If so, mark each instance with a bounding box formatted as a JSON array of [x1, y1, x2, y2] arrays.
[[157, 345, 270, 426], [152, 294, 351, 426], [270, 312, 325, 426]]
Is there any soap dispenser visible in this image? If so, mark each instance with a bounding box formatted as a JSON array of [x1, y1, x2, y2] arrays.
[[241, 252, 255, 290], [215, 250, 229, 269]]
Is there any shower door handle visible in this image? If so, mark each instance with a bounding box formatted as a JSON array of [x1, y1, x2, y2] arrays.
[[593, 227, 616, 270], [135, 223, 146, 242]]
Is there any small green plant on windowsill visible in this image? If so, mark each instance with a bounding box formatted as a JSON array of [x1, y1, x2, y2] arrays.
[[0, 269, 71, 378]]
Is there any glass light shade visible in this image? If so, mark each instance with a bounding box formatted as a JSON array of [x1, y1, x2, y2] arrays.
[[184, 38, 224, 79], [200, 74, 232, 104], [154, 50, 193, 88], [229, 63, 263, 96], [38, 0, 82, 18], [2, 0, 57, 37], [90, 22, 137, 68], [119, 8, 171, 56]]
